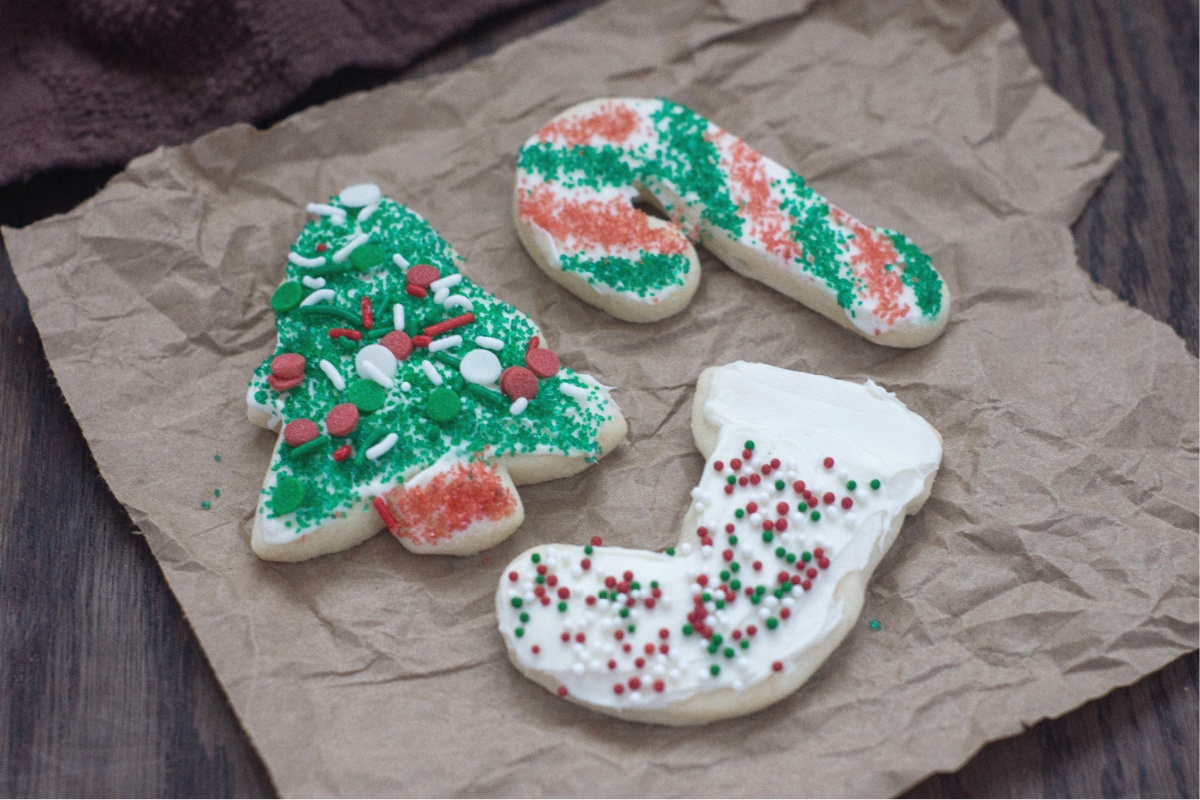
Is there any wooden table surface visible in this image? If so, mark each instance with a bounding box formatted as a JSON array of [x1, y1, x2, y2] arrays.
[[1, 0, 1196, 796]]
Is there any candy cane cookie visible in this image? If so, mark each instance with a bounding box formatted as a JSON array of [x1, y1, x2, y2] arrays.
[[247, 185, 627, 562], [496, 362, 942, 724], [514, 99, 949, 347]]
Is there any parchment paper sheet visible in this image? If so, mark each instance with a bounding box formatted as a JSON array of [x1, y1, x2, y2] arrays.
[[7, 0, 1198, 796]]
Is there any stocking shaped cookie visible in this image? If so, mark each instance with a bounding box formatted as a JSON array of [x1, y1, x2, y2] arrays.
[[514, 98, 949, 347], [496, 362, 941, 724], [248, 185, 627, 562]]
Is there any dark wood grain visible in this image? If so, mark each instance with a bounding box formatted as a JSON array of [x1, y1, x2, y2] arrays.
[[0, 0, 1195, 796]]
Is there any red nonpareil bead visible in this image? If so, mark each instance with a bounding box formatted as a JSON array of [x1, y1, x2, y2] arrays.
[[623, 570, 633, 581], [634, 658, 645, 669], [724, 485, 734, 495], [823, 457, 834, 469], [561, 632, 570, 642], [722, 549, 734, 562], [814, 547, 825, 558], [659, 643, 669, 655], [575, 632, 586, 643], [697, 526, 708, 538], [643, 598, 655, 609], [558, 587, 570, 599], [605, 576, 617, 589], [696, 575, 709, 587], [623, 643, 632, 653], [659, 628, 670, 639], [581, 558, 591, 570], [591, 536, 603, 546], [763, 520, 774, 532], [531, 645, 540, 654], [654, 680, 665, 693], [651, 587, 662, 599], [557, 686, 568, 697], [802, 580, 812, 591], [731, 629, 742, 640], [713, 461, 724, 472], [534, 586, 546, 598], [753, 561, 763, 571], [644, 643, 655, 655], [540, 597, 550, 606], [725, 523, 735, 534], [585, 595, 596, 606], [770, 458, 781, 469], [730, 458, 742, 470], [628, 677, 641, 691], [613, 684, 624, 695], [746, 502, 758, 514], [761, 464, 772, 475], [841, 497, 853, 509], [790, 575, 801, 585], [608, 660, 617, 670], [780, 608, 791, 620], [546, 575, 558, 587], [807, 568, 818, 579], [746, 625, 758, 636], [749, 474, 761, 485], [536, 564, 548, 575], [508, 571, 519, 582], [613, 630, 624, 640], [777, 571, 790, 584], [776, 502, 789, 515], [776, 519, 788, 532], [738, 476, 748, 486], [743, 448, 753, 460], [818, 557, 830, 569], [793, 480, 806, 493], [823, 492, 835, 505], [772, 661, 783, 672], [625, 597, 636, 608], [744, 587, 754, 597]]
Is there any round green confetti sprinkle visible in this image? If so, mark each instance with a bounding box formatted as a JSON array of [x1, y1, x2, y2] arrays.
[[870, 479, 881, 490], [511, 598, 523, 608], [726, 475, 736, 485], [799, 502, 808, 512], [531, 553, 541, 563], [710, 664, 721, 676], [271, 281, 304, 312], [723, 647, 735, 659], [584, 545, 594, 555], [847, 480, 857, 490], [271, 477, 306, 515], [785, 553, 796, 564], [775, 547, 786, 558], [775, 479, 785, 490], [346, 380, 387, 413], [802, 551, 812, 562], [425, 386, 461, 422], [762, 531, 773, 543], [766, 617, 779, 630], [519, 612, 530, 623], [730, 579, 741, 590], [869, 619, 882, 630], [728, 535, 738, 545], [682, 624, 694, 636], [734, 509, 745, 519], [514, 627, 525, 638], [811, 510, 821, 522], [744, 440, 755, 450], [200, 501, 211, 510], [350, 243, 387, 271], [557, 601, 568, 612]]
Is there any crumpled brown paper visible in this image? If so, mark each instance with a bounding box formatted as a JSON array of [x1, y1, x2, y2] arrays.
[[6, 0, 1198, 795]]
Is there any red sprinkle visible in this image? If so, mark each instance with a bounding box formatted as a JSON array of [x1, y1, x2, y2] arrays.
[[814, 547, 825, 558], [575, 632, 586, 643], [557, 686, 568, 697], [412, 335, 432, 348], [270, 353, 306, 380], [499, 366, 539, 400], [525, 347, 561, 378], [332, 444, 352, 462], [724, 485, 734, 495], [730, 458, 743, 470], [424, 313, 476, 338], [841, 497, 854, 509], [823, 457, 835, 469], [532, 645, 540, 654], [325, 403, 360, 437], [749, 474, 761, 485], [818, 557, 830, 570], [772, 661, 783, 672], [776, 502, 789, 515], [713, 461, 725, 472], [315, 243, 328, 252], [372, 496, 398, 529], [561, 632, 570, 642], [267, 374, 304, 392], [738, 476, 748, 486], [823, 492, 836, 505], [405, 285, 428, 298], [628, 677, 641, 691], [743, 448, 753, 460], [406, 264, 441, 288], [658, 628, 670, 639], [613, 684, 625, 695], [591, 536, 603, 546], [508, 571, 519, 582], [793, 480, 806, 493], [329, 328, 362, 341], [380, 331, 413, 361], [776, 519, 788, 532], [361, 297, 373, 329], [580, 558, 591, 570], [608, 660, 617, 670], [780, 608, 791, 620], [283, 418, 319, 447], [653, 680, 665, 693], [747, 625, 758, 636], [770, 459, 781, 469]]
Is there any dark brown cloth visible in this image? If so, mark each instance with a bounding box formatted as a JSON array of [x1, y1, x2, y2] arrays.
[[0, 0, 539, 186]]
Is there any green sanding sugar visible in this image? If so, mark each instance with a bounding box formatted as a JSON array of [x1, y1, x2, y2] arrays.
[[346, 380, 387, 413], [425, 387, 461, 422], [271, 281, 304, 312], [271, 477, 306, 515]]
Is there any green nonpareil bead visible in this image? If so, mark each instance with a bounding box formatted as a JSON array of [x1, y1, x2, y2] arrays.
[[870, 479, 881, 490], [766, 617, 779, 630]]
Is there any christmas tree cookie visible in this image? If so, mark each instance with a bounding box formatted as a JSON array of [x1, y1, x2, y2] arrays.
[[247, 185, 627, 562], [514, 98, 949, 347], [496, 362, 942, 724]]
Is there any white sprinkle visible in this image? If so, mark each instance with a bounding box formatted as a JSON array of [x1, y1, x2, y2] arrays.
[[430, 274, 462, 291], [460, 349, 502, 385], [844, 512, 857, 527], [360, 360, 395, 389], [428, 335, 462, 352], [339, 183, 382, 208], [732, 679, 744, 691], [630, 691, 643, 703], [332, 233, 369, 263], [301, 275, 326, 289], [366, 432, 398, 460], [318, 359, 345, 391], [475, 336, 505, 350], [288, 252, 326, 268], [693, 502, 703, 513], [357, 203, 378, 222], [679, 543, 693, 556], [300, 288, 335, 306], [392, 253, 410, 270], [306, 203, 346, 222], [421, 360, 443, 386], [510, 397, 528, 415], [442, 295, 474, 313], [572, 663, 585, 675], [392, 303, 405, 332], [400, 381, 411, 392], [559, 383, 590, 400], [433, 287, 450, 305]]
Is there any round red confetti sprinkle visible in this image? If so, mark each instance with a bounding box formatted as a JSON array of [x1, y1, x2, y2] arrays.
[[814, 547, 825, 558], [732, 630, 742, 640], [508, 571, 519, 582], [713, 461, 724, 472], [325, 403, 360, 437], [557, 686, 568, 697], [634, 658, 645, 669], [744, 587, 755, 597], [644, 598, 656, 609], [823, 457, 834, 469], [651, 587, 662, 599], [841, 497, 853, 509], [730, 458, 743, 470], [749, 474, 761, 485], [267, 374, 304, 392], [725, 523, 735, 534], [654, 679, 665, 693], [499, 366, 539, 400], [380, 331, 413, 361], [770, 458, 781, 469], [818, 557, 831, 570], [777, 571, 790, 584], [591, 536, 602, 546], [772, 661, 783, 672], [697, 526, 708, 537], [743, 449, 753, 460], [283, 418, 319, 447], [628, 677, 641, 691], [581, 558, 591, 570], [406, 264, 441, 288], [780, 608, 791, 620], [644, 643, 655, 655], [793, 480, 806, 493], [534, 586, 546, 597], [613, 684, 624, 695], [575, 632, 585, 643], [724, 485, 734, 495], [332, 444, 352, 462], [271, 353, 306, 380], [558, 587, 570, 600], [659, 628, 670, 639], [790, 574, 801, 585], [524, 347, 561, 378], [608, 660, 617, 670], [747, 625, 758, 636], [776, 519, 788, 532], [823, 492, 835, 505]]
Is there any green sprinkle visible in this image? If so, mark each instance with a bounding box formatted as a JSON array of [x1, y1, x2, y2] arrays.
[[557, 601, 568, 612], [775, 479, 785, 490], [619, 608, 629, 618], [350, 244, 387, 271], [531, 553, 541, 563], [727, 475, 736, 485], [802, 551, 812, 563], [682, 624, 694, 636], [213, 454, 221, 462], [519, 612, 530, 623], [200, 501, 211, 510], [869, 619, 882, 630], [766, 617, 779, 630], [786, 553, 796, 564], [744, 440, 755, 450], [666, 547, 676, 556], [346, 380, 387, 413], [291, 304, 363, 326], [270, 477, 306, 515], [465, 382, 507, 408], [762, 531, 773, 543], [775, 547, 786, 558], [584, 545, 594, 555], [511, 598, 523, 608], [740, 639, 750, 650], [734, 509, 745, 519], [535, 574, 545, 585], [728, 535, 738, 545], [425, 387, 461, 422], [847, 480, 857, 490], [730, 562, 740, 573], [799, 502, 808, 512], [720, 570, 730, 581], [290, 435, 328, 459], [710, 664, 721, 676], [870, 479, 881, 490], [213, 489, 221, 497], [514, 627, 525, 638], [730, 579, 741, 590], [811, 511, 821, 522], [723, 647, 735, 659], [271, 281, 304, 312]]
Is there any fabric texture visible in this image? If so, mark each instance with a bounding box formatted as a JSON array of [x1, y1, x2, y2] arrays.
[[0, 0, 538, 186]]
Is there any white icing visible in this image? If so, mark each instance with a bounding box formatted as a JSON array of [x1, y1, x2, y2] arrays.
[[460, 349, 503, 385], [339, 183, 382, 208], [496, 362, 941, 715]]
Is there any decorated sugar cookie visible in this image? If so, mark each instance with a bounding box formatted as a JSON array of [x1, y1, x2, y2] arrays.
[[514, 98, 949, 347], [247, 185, 627, 562], [496, 362, 942, 724]]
